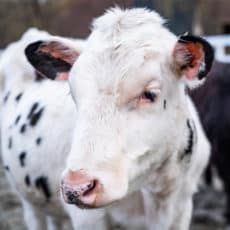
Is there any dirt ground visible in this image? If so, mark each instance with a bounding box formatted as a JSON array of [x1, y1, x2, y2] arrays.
[[0, 161, 228, 230]]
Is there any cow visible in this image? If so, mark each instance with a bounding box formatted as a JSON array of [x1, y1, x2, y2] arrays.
[[0, 27, 151, 230], [0, 28, 109, 230], [25, 8, 214, 230], [190, 61, 230, 225]]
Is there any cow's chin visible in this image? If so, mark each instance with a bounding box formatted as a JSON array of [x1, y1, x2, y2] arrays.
[[73, 193, 128, 209], [74, 202, 107, 209], [74, 202, 101, 209]]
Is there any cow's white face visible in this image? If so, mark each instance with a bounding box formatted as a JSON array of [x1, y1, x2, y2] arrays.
[[25, 8, 213, 208], [65, 38, 183, 205]]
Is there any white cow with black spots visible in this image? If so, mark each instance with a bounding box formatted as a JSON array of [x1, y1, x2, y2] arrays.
[[0, 28, 109, 230], [0, 28, 149, 230], [26, 8, 214, 230]]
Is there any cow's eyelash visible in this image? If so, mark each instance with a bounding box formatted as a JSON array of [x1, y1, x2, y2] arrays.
[[142, 91, 158, 102], [140, 88, 161, 103]]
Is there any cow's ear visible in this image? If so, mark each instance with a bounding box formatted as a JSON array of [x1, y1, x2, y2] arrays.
[[173, 35, 214, 81], [25, 40, 80, 80]]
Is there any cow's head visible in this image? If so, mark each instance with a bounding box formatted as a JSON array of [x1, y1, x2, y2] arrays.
[[25, 8, 213, 209]]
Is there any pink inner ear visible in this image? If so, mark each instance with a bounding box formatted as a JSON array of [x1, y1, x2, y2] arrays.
[[174, 42, 204, 80], [56, 72, 69, 81], [38, 41, 79, 65], [184, 68, 199, 80]]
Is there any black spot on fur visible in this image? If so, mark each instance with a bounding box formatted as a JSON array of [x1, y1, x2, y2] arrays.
[[35, 71, 45, 82], [3, 91, 10, 103], [4, 166, 9, 171], [27, 103, 44, 126], [15, 115, 21, 125], [163, 100, 167, 109], [184, 119, 194, 156], [25, 175, 31, 186], [28, 102, 39, 118], [15, 93, 23, 102], [19, 152, 26, 167], [8, 137, 12, 149], [36, 137, 42, 146], [20, 124, 27, 133], [29, 108, 44, 126], [35, 176, 51, 201]]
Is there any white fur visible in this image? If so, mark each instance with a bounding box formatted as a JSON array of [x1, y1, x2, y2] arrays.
[[62, 8, 210, 229]]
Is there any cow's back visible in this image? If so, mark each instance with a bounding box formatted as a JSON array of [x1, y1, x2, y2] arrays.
[[1, 79, 76, 217]]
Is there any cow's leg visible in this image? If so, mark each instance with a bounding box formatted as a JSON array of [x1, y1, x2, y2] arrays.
[[170, 197, 193, 230], [213, 145, 230, 224], [47, 216, 67, 230], [22, 199, 47, 230]]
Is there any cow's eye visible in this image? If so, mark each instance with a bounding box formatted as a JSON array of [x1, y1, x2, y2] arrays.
[[142, 91, 157, 102], [140, 89, 160, 104]]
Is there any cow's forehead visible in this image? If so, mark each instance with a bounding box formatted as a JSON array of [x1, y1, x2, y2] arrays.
[[70, 8, 177, 99], [87, 8, 176, 54], [91, 7, 165, 38], [71, 47, 162, 99], [81, 8, 177, 76]]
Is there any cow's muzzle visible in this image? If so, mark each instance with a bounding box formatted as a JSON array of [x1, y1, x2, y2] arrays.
[[61, 170, 102, 208]]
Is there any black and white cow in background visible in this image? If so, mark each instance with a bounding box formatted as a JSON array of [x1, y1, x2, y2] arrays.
[[190, 61, 230, 225], [0, 28, 111, 230], [25, 8, 214, 230]]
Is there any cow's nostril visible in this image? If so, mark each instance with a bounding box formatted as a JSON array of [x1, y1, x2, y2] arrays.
[[68, 193, 75, 202], [82, 179, 97, 196], [63, 189, 78, 204]]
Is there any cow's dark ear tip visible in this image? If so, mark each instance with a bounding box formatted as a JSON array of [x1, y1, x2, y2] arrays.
[[178, 34, 214, 79], [25, 40, 44, 60]]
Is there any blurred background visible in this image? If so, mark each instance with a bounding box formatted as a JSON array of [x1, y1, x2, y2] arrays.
[[0, 0, 230, 230], [0, 0, 230, 48]]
